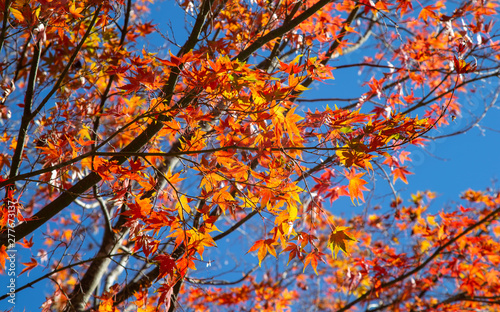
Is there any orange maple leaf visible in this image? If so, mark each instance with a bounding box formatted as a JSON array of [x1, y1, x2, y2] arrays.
[[0, 245, 7, 270], [396, 0, 413, 16], [9, 7, 25, 22], [98, 297, 118, 312], [247, 239, 278, 266], [20, 257, 38, 276], [17, 236, 34, 248], [303, 250, 326, 275], [282, 243, 303, 265], [69, 3, 84, 19], [419, 5, 439, 22], [393, 166, 413, 184], [345, 168, 369, 203]]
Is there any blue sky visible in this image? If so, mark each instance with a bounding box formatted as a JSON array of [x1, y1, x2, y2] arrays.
[[2, 1, 500, 311]]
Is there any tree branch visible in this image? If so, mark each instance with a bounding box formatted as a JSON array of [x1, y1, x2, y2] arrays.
[[336, 204, 500, 312], [30, 4, 103, 123], [0, 0, 11, 54], [0, 252, 129, 301], [234, 0, 333, 62], [0, 0, 215, 249], [8, 39, 41, 180]]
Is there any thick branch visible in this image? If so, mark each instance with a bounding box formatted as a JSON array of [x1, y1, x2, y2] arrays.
[[234, 0, 333, 62], [63, 3, 134, 309], [0, 0, 10, 54], [63, 231, 127, 312], [61, 0, 222, 310], [8, 41, 41, 179], [0, 0, 212, 249]]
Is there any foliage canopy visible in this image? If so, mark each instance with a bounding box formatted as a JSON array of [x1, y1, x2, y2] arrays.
[[0, 0, 499, 311]]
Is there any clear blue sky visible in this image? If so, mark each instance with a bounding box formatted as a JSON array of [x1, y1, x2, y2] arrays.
[[3, 2, 500, 311]]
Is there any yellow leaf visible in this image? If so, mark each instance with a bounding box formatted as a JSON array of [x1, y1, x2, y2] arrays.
[[345, 169, 369, 204], [34, 6, 41, 18], [327, 226, 357, 259], [10, 7, 25, 22], [288, 204, 298, 221], [293, 84, 310, 92], [78, 124, 92, 140], [427, 215, 437, 227], [176, 195, 190, 221], [257, 244, 267, 266], [69, 2, 85, 18], [420, 240, 431, 253]]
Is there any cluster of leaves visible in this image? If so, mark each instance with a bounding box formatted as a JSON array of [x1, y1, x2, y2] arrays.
[[180, 189, 500, 311], [0, 0, 498, 311]]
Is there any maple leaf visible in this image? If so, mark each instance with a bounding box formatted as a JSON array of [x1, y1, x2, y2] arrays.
[[282, 243, 303, 265], [187, 228, 217, 259], [17, 236, 34, 248], [133, 235, 159, 258], [392, 166, 413, 184], [157, 51, 183, 67], [327, 226, 357, 258], [419, 5, 439, 22], [176, 195, 191, 221], [154, 254, 177, 280], [70, 212, 81, 223], [345, 168, 369, 204], [453, 56, 477, 74], [122, 195, 152, 219], [284, 107, 304, 143], [303, 249, 326, 275], [20, 257, 38, 276], [0, 245, 7, 270], [364, 77, 385, 99], [69, 3, 84, 19], [96, 285, 121, 312], [0, 153, 10, 172], [247, 239, 278, 266], [485, 269, 500, 287], [278, 54, 304, 74], [135, 22, 157, 37], [98, 298, 118, 312], [158, 283, 174, 311], [357, 0, 377, 14], [9, 7, 25, 23], [396, 0, 413, 16], [398, 151, 411, 164]]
